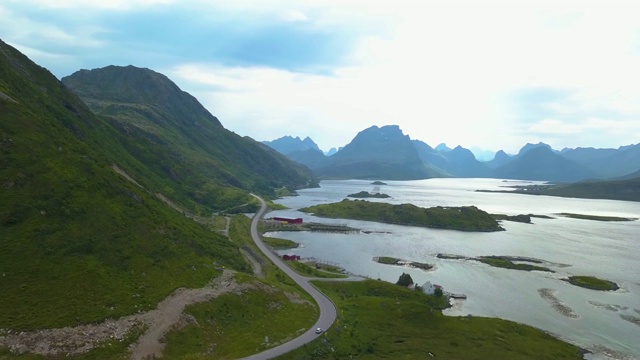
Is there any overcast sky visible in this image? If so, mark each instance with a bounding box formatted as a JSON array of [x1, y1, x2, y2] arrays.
[[2, 0, 640, 155]]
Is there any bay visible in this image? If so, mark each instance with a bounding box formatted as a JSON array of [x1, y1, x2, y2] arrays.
[[267, 179, 640, 359]]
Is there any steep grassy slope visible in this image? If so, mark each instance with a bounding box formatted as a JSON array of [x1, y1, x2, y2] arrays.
[[0, 40, 248, 330], [62, 66, 315, 214]]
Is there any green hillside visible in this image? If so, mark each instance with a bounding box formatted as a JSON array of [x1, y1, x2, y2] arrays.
[[62, 65, 315, 214], [0, 40, 249, 330]]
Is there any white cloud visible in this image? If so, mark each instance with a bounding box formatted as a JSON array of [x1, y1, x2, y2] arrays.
[[4, 0, 640, 152], [281, 10, 309, 22], [5, 0, 176, 10], [527, 119, 583, 135]]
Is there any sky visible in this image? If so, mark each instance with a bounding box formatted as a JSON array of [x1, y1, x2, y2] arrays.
[[2, 0, 640, 156]]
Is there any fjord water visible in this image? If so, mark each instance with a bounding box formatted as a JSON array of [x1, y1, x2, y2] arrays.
[[267, 179, 640, 359]]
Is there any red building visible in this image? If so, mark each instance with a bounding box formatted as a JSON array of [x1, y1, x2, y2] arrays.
[[282, 254, 301, 261], [273, 217, 303, 224]]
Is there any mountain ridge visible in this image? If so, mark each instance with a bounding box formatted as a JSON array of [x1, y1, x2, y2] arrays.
[[63, 65, 315, 213]]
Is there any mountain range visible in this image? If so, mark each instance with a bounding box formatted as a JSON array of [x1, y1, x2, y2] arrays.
[[264, 127, 640, 182]]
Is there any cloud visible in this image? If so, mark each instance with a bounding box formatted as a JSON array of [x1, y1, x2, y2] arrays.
[[5, 0, 176, 10], [281, 10, 309, 22], [3, 0, 640, 153]]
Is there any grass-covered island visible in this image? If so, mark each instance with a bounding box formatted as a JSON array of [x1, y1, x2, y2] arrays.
[[371, 181, 388, 185], [557, 213, 636, 222], [437, 254, 555, 272], [374, 256, 434, 270], [347, 191, 391, 198], [300, 200, 504, 232], [565, 276, 619, 291], [492, 214, 532, 223]]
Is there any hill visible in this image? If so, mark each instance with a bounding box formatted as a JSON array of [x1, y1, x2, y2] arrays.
[[562, 144, 640, 179], [535, 177, 640, 202], [263, 135, 321, 155], [62, 65, 314, 214], [494, 146, 596, 182], [485, 150, 512, 169], [286, 148, 329, 169], [0, 40, 248, 330], [441, 145, 492, 177], [313, 125, 443, 180]]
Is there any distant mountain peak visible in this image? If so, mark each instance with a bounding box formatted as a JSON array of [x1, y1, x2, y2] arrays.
[[435, 143, 452, 152], [518, 142, 553, 156], [263, 135, 321, 155]]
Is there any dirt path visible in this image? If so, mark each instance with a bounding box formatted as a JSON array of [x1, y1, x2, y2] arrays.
[[240, 247, 265, 279], [0, 270, 249, 359]]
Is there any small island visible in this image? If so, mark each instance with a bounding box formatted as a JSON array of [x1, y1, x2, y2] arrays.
[[565, 276, 619, 291], [371, 181, 387, 185], [557, 213, 636, 222], [437, 254, 554, 272], [374, 256, 434, 270], [477, 256, 554, 272], [300, 199, 504, 232], [347, 191, 391, 199], [491, 214, 532, 223]]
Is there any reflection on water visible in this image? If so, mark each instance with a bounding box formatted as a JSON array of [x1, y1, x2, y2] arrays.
[[268, 179, 640, 359]]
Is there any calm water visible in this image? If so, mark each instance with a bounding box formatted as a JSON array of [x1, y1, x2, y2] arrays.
[[267, 179, 640, 359]]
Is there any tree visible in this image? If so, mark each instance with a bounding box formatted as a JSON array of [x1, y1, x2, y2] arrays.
[[396, 272, 414, 287], [434, 287, 444, 298]]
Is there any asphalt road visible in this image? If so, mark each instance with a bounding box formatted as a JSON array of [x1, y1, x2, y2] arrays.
[[240, 195, 351, 360]]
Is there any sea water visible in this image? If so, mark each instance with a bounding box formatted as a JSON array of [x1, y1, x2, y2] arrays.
[[266, 179, 640, 359]]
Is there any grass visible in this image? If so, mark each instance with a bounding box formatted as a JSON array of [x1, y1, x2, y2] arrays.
[[276, 280, 584, 360], [301, 200, 504, 232], [477, 257, 554, 273], [375, 256, 400, 265], [158, 215, 320, 359], [285, 261, 348, 279], [263, 236, 299, 249], [565, 276, 619, 291], [347, 191, 391, 198], [161, 284, 317, 359], [491, 214, 532, 223], [558, 213, 635, 222]]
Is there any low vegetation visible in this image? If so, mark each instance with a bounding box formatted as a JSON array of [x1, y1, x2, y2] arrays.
[[277, 280, 583, 359], [162, 281, 317, 359], [285, 261, 348, 279], [557, 213, 635, 222], [261, 220, 359, 234], [437, 254, 554, 273], [347, 191, 391, 199], [262, 236, 299, 249], [301, 200, 504, 232], [491, 214, 532, 223], [477, 178, 640, 202], [374, 256, 434, 270], [477, 257, 554, 273], [565, 276, 619, 291]]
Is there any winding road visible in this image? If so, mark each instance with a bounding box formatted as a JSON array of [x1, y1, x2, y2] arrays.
[[241, 195, 361, 360]]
